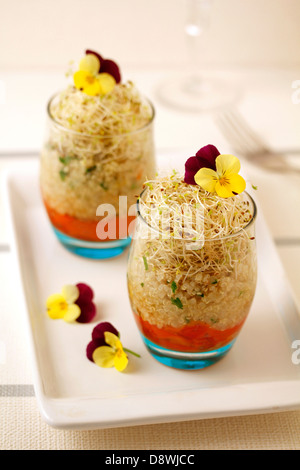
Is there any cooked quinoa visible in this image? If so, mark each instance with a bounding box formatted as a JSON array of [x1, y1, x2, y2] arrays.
[[40, 82, 155, 221], [127, 173, 257, 331]]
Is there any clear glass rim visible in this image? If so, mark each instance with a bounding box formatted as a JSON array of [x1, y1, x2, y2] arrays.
[[136, 188, 257, 242], [46, 90, 155, 138]]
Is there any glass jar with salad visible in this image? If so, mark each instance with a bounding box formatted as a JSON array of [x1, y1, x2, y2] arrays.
[[40, 50, 155, 258], [127, 145, 257, 369]]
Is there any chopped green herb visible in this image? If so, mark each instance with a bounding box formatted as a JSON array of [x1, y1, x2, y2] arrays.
[[142, 255, 148, 271], [210, 318, 218, 324], [59, 155, 75, 165], [252, 184, 258, 190], [85, 165, 97, 174], [196, 292, 204, 297], [141, 282, 144, 288], [99, 182, 108, 191], [184, 317, 191, 324], [171, 281, 177, 294], [211, 279, 218, 285], [171, 297, 183, 309], [59, 169, 67, 181]]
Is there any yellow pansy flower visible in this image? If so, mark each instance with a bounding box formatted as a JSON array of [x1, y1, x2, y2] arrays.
[[92, 331, 129, 372], [46, 284, 81, 322], [73, 52, 117, 96], [194, 154, 246, 198]]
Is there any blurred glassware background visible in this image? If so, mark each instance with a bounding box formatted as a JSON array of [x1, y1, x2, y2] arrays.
[[157, 0, 239, 111], [1, 0, 299, 70], [0, 0, 299, 154]]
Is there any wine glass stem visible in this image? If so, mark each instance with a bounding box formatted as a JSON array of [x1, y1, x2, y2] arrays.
[[185, 0, 213, 83]]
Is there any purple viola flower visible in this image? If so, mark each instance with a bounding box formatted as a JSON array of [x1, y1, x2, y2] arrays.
[[184, 144, 220, 185], [86, 322, 119, 362]]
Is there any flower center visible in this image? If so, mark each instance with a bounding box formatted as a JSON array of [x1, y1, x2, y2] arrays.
[[86, 75, 96, 84], [59, 301, 68, 311], [218, 176, 229, 186], [116, 348, 123, 358]]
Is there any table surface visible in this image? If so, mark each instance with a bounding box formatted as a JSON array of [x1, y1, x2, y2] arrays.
[[1, 66, 300, 450]]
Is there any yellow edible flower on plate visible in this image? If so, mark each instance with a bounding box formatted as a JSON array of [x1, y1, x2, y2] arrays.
[[46, 284, 81, 322], [92, 331, 129, 372], [194, 154, 246, 198]]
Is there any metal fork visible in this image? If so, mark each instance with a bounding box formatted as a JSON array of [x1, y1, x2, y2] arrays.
[[215, 109, 299, 173]]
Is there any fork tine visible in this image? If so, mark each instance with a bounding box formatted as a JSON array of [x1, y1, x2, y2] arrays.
[[215, 109, 298, 173], [225, 110, 270, 154], [215, 110, 270, 156], [219, 111, 259, 154], [215, 113, 248, 155]]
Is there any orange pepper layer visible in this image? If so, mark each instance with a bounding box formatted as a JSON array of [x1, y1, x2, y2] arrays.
[[133, 312, 246, 352], [43, 199, 136, 242]]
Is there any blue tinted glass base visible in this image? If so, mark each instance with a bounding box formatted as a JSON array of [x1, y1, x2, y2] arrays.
[[142, 335, 235, 370], [52, 227, 132, 259]]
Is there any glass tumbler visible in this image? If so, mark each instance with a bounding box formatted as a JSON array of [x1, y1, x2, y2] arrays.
[[40, 93, 155, 259], [127, 190, 257, 370]]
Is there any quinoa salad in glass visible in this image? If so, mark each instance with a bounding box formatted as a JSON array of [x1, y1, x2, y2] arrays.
[[40, 50, 155, 250], [127, 145, 257, 368]]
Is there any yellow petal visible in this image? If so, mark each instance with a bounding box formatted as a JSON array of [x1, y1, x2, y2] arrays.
[[194, 168, 218, 193], [46, 294, 67, 319], [114, 350, 128, 372], [228, 173, 246, 193], [63, 304, 81, 322], [73, 70, 101, 96], [216, 154, 240, 177], [74, 70, 90, 88], [93, 346, 115, 368], [47, 307, 65, 320], [104, 331, 122, 350], [97, 73, 116, 95], [215, 180, 235, 198], [61, 285, 79, 304], [46, 293, 65, 309], [215, 173, 246, 198], [79, 54, 100, 74]]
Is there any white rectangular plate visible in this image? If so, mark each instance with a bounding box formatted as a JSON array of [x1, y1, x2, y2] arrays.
[[3, 157, 300, 430]]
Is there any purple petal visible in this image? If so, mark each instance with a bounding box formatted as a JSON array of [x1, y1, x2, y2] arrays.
[[184, 156, 202, 184], [86, 338, 105, 362], [195, 145, 220, 169], [184, 145, 220, 184], [92, 322, 119, 342], [76, 300, 96, 324], [76, 283, 94, 303], [100, 59, 121, 83]]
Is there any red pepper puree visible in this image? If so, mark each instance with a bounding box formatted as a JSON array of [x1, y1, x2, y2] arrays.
[[133, 312, 245, 352], [43, 199, 136, 242]]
